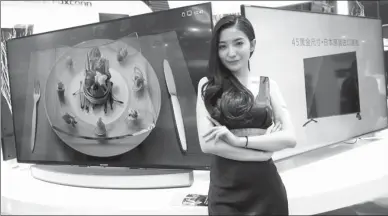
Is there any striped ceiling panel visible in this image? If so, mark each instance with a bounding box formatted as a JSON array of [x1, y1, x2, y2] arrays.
[[142, 0, 170, 12]]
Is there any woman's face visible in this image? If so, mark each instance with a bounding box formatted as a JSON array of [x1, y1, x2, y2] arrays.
[[218, 26, 254, 73]]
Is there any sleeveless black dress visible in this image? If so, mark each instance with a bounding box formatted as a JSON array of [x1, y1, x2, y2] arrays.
[[208, 76, 289, 215]]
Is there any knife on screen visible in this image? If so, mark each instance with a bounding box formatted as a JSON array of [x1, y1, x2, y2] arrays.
[[163, 59, 187, 153]]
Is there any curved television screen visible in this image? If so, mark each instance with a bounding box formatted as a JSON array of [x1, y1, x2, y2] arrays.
[[6, 3, 213, 169], [241, 5, 388, 159]]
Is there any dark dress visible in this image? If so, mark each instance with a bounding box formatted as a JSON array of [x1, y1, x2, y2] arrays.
[[208, 76, 289, 215]]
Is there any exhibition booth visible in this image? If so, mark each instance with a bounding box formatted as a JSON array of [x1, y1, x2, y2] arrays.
[[2, 1, 388, 215]]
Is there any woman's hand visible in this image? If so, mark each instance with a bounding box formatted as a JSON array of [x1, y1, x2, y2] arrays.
[[202, 125, 240, 146]]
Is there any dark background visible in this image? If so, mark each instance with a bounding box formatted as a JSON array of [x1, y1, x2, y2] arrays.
[[6, 3, 213, 169]]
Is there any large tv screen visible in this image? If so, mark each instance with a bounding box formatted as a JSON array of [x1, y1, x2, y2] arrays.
[[6, 3, 213, 169], [241, 5, 388, 159]]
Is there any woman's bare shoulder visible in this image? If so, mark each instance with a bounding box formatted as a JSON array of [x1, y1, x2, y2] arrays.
[[198, 76, 210, 92], [267, 77, 277, 86], [268, 77, 280, 93], [199, 76, 209, 87], [267, 77, 287, 107]]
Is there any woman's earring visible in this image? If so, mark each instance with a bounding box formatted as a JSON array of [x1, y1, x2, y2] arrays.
[[250, 39, 256, 52]]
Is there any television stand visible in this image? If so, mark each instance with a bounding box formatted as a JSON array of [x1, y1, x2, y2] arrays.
[[356, 112, 362, 120], [30, 165, 194, 189], [343, 131, 386, 144]]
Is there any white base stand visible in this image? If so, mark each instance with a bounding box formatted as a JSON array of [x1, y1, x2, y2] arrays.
[[30, 165, 194, 189]]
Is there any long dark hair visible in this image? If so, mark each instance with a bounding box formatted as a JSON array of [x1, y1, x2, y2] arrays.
[[201, 15, 256, 124]]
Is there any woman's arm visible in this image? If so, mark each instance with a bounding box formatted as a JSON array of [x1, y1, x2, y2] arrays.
[[234, 79, 297, 152], [196, 77, 273, 162]]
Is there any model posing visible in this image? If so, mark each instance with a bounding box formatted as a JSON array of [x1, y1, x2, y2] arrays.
[[196, 15, 297, 215]]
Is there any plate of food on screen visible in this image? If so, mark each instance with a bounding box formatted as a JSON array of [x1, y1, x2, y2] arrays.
[[43, 36, 161, 157]]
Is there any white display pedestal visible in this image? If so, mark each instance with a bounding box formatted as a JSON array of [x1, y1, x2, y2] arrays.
[[2, 135, 388, 215], [30, 165, 194, 189]]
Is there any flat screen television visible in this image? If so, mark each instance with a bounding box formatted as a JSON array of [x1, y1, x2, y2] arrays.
[[304, 51, 361, 120], [241, 5, 388, 160], [6, 3, 213, 169]]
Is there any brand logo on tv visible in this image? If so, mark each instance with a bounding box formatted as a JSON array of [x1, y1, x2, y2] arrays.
[[53, 0, 93, 7], [181, 9, 204, 17]]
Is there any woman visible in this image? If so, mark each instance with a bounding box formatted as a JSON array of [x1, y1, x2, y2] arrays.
[[196, 15, 297, 215]]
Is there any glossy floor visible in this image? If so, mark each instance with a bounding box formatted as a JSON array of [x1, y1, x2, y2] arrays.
[[319, 199, 388, 215]]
